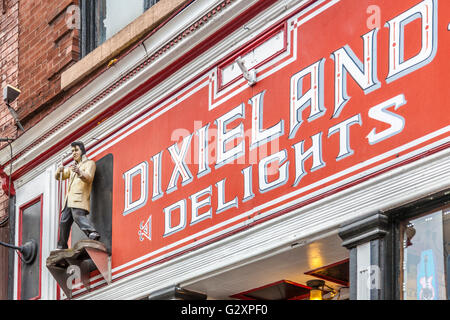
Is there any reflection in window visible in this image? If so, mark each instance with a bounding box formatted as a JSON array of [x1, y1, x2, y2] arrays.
[[19, 197, 42, 300], [80, 0, 160, 57], [401, 208, 449, 300]]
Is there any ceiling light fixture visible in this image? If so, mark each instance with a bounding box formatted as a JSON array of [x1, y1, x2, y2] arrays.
[[306, 279, 337, 300], [307, 279, 325, 300]]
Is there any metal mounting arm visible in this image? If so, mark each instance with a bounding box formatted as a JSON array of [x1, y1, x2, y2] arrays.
[[5, 102, 24, 132], [235, 57, 257, 86], [0, 239, 38, 264]]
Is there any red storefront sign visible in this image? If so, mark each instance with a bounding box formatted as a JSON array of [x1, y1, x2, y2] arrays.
[[87, 0, 449, 280]]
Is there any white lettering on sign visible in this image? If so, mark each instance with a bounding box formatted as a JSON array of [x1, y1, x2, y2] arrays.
[[167, 134, 194, 193], [123, 162, 148, 216], [216, 178, 238, 214], [385, 0, 437, 83], [151, 151, 164, 201], [163, 199, 187, 237], [215, 103, 245, 168], [189, 185, 212, 225], [241, 165, 255, 202], [250, 90, 284, 150], [328, 114, 362, 161], [331, 28, 380, 118], [366, 94, 407, 145], [120, 0, 440, 240], [289, 59, 326, 139], [196, 124, 211, 178], [291, 132, 325, 187], [258, 150, 289, 193]]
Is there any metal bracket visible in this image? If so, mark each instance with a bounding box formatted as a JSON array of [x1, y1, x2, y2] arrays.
[[235, 57, 257, 86], [148, 285, 207, 300], [46, 240, 111, 299], [85, 246, 112, 284]]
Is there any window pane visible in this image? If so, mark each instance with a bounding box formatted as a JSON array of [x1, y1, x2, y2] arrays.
[[401, 208, 449, 300], [81, 0, 160, 57], [144, 0, 160, 11], [102, 0, 145, 42], [20, 200, 41, 300]]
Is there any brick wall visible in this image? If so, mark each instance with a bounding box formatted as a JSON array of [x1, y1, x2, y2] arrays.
[[0, 0, 19, 139], [16, 0, 80, 129], [0, 0, 81, 299], [0, 0, 19, 300]]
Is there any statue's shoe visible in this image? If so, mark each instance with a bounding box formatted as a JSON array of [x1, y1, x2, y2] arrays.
[[89, 232, 100, 241]]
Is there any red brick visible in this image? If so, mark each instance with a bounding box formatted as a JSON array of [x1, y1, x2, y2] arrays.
[[17, 0, 79, 118]]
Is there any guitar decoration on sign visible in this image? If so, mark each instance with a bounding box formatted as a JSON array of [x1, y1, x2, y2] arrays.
[[138, 215, 152, 242]]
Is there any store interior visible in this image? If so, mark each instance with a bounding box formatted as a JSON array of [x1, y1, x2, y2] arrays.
[[181, 233, 350, 300]]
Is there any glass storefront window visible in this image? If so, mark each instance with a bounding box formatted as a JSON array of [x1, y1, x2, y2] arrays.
[[80, 0, 160, 57], [400, 207, 449, 300]]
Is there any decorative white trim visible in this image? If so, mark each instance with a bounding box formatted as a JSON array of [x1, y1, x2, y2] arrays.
[[13, 167, 59, 300], [220, 29, 285, 86], [356, 242, 371, 300]]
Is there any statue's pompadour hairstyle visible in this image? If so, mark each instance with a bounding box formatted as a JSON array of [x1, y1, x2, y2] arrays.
[[71, 141, 86, 155]]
